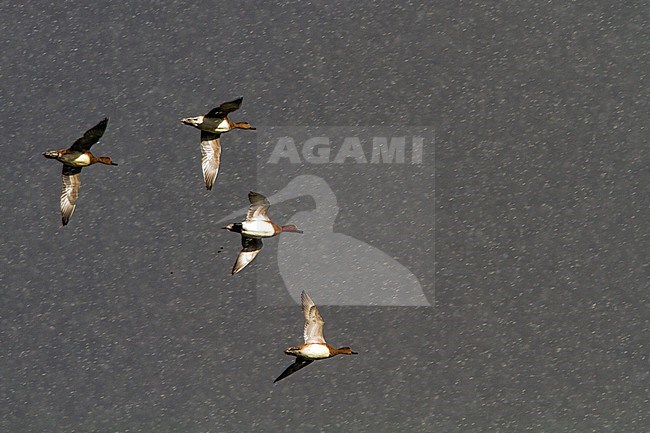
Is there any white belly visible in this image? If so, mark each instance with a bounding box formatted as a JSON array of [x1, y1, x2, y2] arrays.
[[242, 221, 276, 238], [300, 344, 331, 359]]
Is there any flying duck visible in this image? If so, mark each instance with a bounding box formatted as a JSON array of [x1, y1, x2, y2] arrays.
[[224, 191, 302, 275], [180, 97, 256, 190], [274, 291, 357, 383], [42, 118, 117, 226], [215, 175, 432, 305]]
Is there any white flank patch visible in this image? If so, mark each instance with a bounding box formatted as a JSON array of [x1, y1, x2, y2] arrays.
[[242, 220, 276, 238], [300, 344, 331, 359], [73, 154, 91, 165], [215, 119, 230, 132]]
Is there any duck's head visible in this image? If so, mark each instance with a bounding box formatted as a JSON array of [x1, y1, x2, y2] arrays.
[[234, 121, 256, 130], [42, 150, 62, 159], [180, 115, 204, 127], [336, 347, 358, 355], [280, 224, 303, 234]]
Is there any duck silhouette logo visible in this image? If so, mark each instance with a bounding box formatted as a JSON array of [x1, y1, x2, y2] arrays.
[[218, 175, 431, 306]]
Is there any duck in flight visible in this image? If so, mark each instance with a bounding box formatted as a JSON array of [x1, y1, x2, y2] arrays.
[[42, 118, 117, 226], [274, 291, 357, 383], [217, 175, 432, 305], [180, 97, 256, 190], [223, 191, 302, 275]]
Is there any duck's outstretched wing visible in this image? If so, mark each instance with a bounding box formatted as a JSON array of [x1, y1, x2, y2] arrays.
[[302, 291, 326, 344], [232, 236, 263, 275], [60, 165, 82, 226], [206, 97, 243, 119], [273, 358, 314, 383], [246, 191, 271, 222], [69, 118, 108, 152], [200, 131, 221, 190]]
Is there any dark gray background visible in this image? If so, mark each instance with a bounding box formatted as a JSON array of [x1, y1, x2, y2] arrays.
[[1, 1, 647, 431], [252, 126, 435, 306]]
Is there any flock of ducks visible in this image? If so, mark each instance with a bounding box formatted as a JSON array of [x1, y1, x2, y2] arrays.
[[42, 97, 357, 383]]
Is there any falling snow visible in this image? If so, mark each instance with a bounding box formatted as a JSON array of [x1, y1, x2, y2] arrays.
[[0, 1, 647, 431]]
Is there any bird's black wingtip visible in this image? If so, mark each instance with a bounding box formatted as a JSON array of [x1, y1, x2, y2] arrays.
[[273, 374, 287, 384]]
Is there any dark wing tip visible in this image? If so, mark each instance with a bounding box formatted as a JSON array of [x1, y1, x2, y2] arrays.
[[221, 97, 244, 111], [274, 359, 314, 383], [70, 118, 109, 151], [206, 97, 245, 118], [96, 117, 109, 129]]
